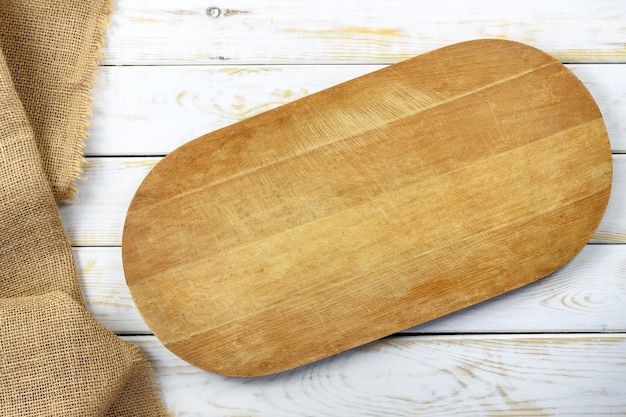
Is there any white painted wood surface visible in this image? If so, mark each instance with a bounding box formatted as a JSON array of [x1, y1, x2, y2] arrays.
[[64, 1, 626, 414], [129, 335, 626, 416], [86, 64, 626, 155], [104, 0, 626, 64], [59, 155, 626, 245], [77, 244, 626, 334]]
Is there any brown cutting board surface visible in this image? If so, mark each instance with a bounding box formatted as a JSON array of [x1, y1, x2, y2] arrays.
[[122, 39, 612, 377]]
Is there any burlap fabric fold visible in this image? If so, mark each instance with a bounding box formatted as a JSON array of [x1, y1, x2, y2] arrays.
[[0, 1, 166, 415]]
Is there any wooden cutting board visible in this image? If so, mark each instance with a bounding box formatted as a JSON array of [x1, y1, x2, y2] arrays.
[[122, 39, 612, 377]]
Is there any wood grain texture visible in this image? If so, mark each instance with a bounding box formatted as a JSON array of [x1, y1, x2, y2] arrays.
[[86, 64, 626, 156], [122, 40, 612, 376], [129, 334, 626, 416], [77, 245, 626, 334], [104, 0, 626, 64]]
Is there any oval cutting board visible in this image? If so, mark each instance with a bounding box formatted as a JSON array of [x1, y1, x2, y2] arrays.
[[122, 39, 612, 377]]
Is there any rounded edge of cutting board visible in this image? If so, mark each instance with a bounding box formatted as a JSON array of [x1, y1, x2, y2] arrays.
[[122, 39, 612, 377]]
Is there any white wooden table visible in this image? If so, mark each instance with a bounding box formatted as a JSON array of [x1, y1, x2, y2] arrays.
[[61, 1, 626, 415]]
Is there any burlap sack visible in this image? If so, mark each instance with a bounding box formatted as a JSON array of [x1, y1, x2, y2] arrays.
[[0, 1, 166, 415]]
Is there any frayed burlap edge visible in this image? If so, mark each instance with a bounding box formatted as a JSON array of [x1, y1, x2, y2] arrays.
[[67, 0, 115, 201]]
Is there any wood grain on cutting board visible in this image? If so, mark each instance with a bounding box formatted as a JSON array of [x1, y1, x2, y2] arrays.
[[122, 39, 611, 376]]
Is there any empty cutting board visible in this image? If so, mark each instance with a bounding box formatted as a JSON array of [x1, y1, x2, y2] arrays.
[[122, 39, 612, 377]]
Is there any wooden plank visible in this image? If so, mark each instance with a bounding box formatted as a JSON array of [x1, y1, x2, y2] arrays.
[[104, 0, 626, 65], [87, 65, 382, 156], [61, 158, 158, 246], [411, 244, 626, 334], [77, 244, 626, 335], [87, 64, 626, 156], [60, 155, 626, 246], [127, 334, 626, 416], [76, 247, 147, 334], [571, 65, 626, 153]]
